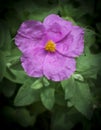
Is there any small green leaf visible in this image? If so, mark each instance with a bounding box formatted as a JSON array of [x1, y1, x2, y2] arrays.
[[31, 79, 43, 89], [72, 73, 84, 81], [63, 16, 76, 25], [14, 79, 41, 106], [42, 77, 50, 87], [41, 87, 55, 110]]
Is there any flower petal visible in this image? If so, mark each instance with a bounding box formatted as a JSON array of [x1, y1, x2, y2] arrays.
[[21, 48, 46, 77], [43, 14, 72, 42], [43, 52, 76, 81], [15, 20, 47, 52], [56, 26, 84, 57]]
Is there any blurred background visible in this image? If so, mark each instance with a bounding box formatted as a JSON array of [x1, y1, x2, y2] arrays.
[[0, 0, 101, 130]]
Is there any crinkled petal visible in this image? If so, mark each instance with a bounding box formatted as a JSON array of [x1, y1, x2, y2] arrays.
[[21, 48, 46, 77], [43, 14, 72, 42], [43, 52, 76, 81], [56, 26, 84, 57], [15, 20, 47, 52]]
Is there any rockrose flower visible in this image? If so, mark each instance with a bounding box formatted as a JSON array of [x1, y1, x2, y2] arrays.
[[15, 14, 84, 81]]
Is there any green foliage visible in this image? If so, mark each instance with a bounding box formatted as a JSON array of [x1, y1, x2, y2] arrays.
[[1, 78, 16, 97], [60, 4, 87, 19], [14, 108, 35, 127], [51, 106, 74, 130], [76, 28, 101, 79], [59, 0, 96, 26], [61, 77, 93, 118], [0, 21, 12, 81], [3, 107, 35, 127], [4, 8, 22, 35], [4, 48, 30, 84], [84, 29, 95, 47], [0, 20, 11, 50], [29, 102, 46, 116], [14, 79, 41, 106], [12, 0, 58, 22], [51, 106, 88, 130], [0, 51, 6, 81], [31, 78, 43, 89], [41, 87, 55, 110], [76, 48, 101, 79], [55, 85, 66, 106], [0, 0, 101, 129]]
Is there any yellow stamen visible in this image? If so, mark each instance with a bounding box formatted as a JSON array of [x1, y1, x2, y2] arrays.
[[45, 40, 56, 52]]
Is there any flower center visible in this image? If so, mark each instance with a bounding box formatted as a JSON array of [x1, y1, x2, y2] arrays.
[[45, 40, 56, 52]]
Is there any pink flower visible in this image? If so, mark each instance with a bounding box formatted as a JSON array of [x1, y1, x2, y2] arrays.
[[15, 14, 84, 81]]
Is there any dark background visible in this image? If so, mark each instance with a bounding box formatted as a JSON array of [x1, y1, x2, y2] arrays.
[[0, 0, 101, 130]]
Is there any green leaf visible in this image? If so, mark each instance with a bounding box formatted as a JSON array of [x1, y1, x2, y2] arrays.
[[76, 52, 101, 79], [5, 48, 21, 66], [55, 86, 66, 106], [5, 67, 29, 84], [61, 77, 76, 100], [72, 73, 84, 81], [31, 79, 43, 89], [14, 79, 41, 106], [42, 77, 50, 87], [71, 81, 93, 118], [41, 87, 55, 110], [61, 77, 93, 118], [4, 48, 29, 83], [63, 16, 76, 25]]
